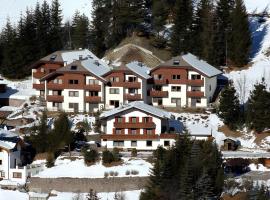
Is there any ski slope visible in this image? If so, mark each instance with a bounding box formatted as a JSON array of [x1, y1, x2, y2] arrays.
[[0, 0, 93, 28]]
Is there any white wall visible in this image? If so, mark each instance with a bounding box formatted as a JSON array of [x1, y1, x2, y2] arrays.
[[105, 87, 124, 109], [62, 89, 85, 112]]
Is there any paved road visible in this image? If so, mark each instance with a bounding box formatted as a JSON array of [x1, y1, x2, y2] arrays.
[[222, 151, 270, 159]]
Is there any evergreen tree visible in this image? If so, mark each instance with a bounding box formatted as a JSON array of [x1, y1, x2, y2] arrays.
[[218, 83, 241, 130], [246, 80, 270, 132], [152, 0, 168, 37], [50, 0, 63, 51], [171, 0, 193, 55], [229, 0, 251, 67], [86, 189, 100, 200]]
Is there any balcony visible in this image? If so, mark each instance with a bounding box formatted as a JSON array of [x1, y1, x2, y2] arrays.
[[101, 133, 177, 140], [153, 79, 168, 85], [187, 79, 204, 86], [124, 81, 141, 88], [85, 96, 102, 103], [47, 83, 64, 90], [33, 83, 45, 90], [114, 122, 156, 129], [33, 72, 46, 79], [124, 94, 142, 101], [84, 84, 101, 91], [187, 91, 204, 97], [149, 90, 168, 98], [47, 95, 64, 102]]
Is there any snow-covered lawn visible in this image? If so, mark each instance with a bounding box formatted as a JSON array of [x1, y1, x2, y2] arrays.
[[249, 163, 270, 171], [0, 189, 142, 200], [34, 156, 152, 178]]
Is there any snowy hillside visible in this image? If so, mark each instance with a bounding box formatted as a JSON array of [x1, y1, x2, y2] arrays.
[[0, 0, 92, 28]]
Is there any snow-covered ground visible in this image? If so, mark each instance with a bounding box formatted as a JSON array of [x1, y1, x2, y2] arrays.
[[0, 189, 141, 200], [34, 156, 152, 178], [0, 0, 93, 29]]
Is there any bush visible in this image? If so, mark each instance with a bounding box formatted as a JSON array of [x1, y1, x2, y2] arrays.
[[109, 171, 115, 176], [125, 170, 130, 175], [104, 172, 109, 178], [84, 149, 99, 164], [131, 148, 137, 157], [46, 153, 55, 168], [112, 147, 121, 162], [131, 170, 139, 175], [114, 171, 119, 176], [102, 150, 114, 164]]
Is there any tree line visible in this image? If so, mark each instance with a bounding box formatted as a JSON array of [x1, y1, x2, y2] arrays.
[[218, 79, 270, 132], [0, 0, 251, 79]]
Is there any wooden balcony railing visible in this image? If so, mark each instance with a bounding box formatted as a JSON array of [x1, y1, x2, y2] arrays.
[[33, 72, 46, 79], [187, 91, 204, 97], [33, 83, 45, 90], [47, 95, 64, 102], [124, 94, 142, 101], [84, 84, 101, 91], [85, 96, 102, 103], [114, 122, 156, 129], [187, 79, 204, 86], [124, 81, 141, 88], [47, 83, 64, 90], [153, 79, 168, 85], [101, 133, 177, 140], [149, 90, 168, 98]]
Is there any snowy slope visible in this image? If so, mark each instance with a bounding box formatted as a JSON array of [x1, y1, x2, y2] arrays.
[[0, 0, 92, 28]]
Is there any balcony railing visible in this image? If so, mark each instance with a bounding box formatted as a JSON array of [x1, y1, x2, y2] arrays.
[[33, 72, 46, 79], [187, 91, 204, 97], [124, 81, 141, 88], [149, 90, 168, 97], [47, 83, 64, 90], [33, 83, 45, 90], [114, 122, 156, 129], [153, 79, 168, 85], [187, 79, 204, 86], [124, 94, 142, 101], [85, 96, 102, 103], [84, 84, 101, 91], [47, 95, 64, 102]]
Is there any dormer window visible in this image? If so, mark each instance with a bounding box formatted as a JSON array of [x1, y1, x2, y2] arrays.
[[71, 65, 77, 70], [173, 60, 180, 65], [50, 54, 57, 61], [79, 55, 83, 60]]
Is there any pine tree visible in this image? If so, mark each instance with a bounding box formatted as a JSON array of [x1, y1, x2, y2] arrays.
[[229, 0, 251, 67], [86, 189, 100, 200], [50, 0, 63, 51], [246, 80, 270, 132], [218, 83, 241, 130], [152, 0, 168, 37], [171, 0, 193, 55]]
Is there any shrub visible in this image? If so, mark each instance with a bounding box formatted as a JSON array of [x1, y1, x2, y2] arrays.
[[84, 149, 99, 164], [46, 153, 55, 168], [102, 150, 114, 164], [125, 170, 130, 175], [109, 171, 115, 176], [114, 171, 119, 176], [131, 170, 139, 175], [131, 148, 137, 157], [104, 172, 109, 178], [112, 147, 121, 161]]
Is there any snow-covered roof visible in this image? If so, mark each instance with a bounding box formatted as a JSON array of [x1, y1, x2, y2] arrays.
[[182, 53, 222, 77], [0, 129, 20, 150], [100, 101, 172, 119], [81, 59, 111, 78], [126, 62, 151, 79]]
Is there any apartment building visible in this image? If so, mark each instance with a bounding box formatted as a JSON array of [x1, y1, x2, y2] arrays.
[[150, 53, 222, 108], [100, 101, 179, 150], [103, 62, 152, 109]]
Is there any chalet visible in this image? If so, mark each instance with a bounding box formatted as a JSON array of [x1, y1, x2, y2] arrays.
[[149, 53, 222, 108], [39, 58, 110, 112], [0, 130, 27, 182], [102, 62, 151, 109], [100, 101, 180, 150]]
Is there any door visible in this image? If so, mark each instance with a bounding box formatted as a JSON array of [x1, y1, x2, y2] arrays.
[[115, 101, 119, 108], [191, 98, 196, 107], [73, 103, 79, 112], [176, 98, 181, 107]]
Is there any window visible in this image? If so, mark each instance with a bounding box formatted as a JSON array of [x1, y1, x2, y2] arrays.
[[40, 68, 45, 73], [143, 117, 151, 123], [50, 54, 57, 61], [1, 171, 5, 178], [89, 79, 99, 85], [89, 91, 98, 96], [113, 141, 124, 147], [110, 100, 119, 107], [146, 140, 152, 147], [69, 103, 79, 109], [53, 79, 62, 84], [146, 129, 153, 135], [173, 60, 180, 65], [71, 65, 77, 70], [191, 86, 201, 91], [128, 77, 136, 82], [131, 129, 137, 135], [52, 90, 61, 96], [171, 98, 181, 106], [171, 86, 181, 92], [131, 141, 137, 147], [172, 75, 181, 80], [110, 77, 120, 82], [69, 91, 79, 97], [115, 129, 122, 134], [164, 141, 170, 146], [69, 80, 79, 84], [52, 102, 61, 108], [196, 98, 201, 103], [0, 160, 2, 165], [130, 117, 137, 123], [154, 74, 163, 80], [128, 88, 138, 94], [109, 88, 120, 94], [191, 74, 201, 80], [115, 117, 123, 123], [13, 172, 22, 179], [40, 90, 45, 96]]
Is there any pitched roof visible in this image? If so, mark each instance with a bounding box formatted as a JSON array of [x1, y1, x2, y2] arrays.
[[100, 101, 173, 119], [158, 53, 222, 77], [0, 129, 20, 150], [126, 62, 151, 79]]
